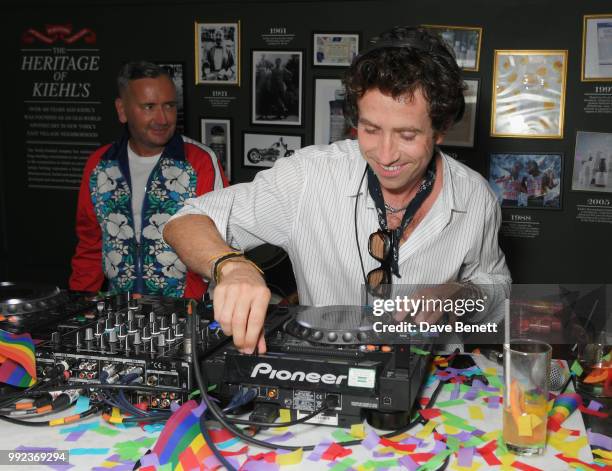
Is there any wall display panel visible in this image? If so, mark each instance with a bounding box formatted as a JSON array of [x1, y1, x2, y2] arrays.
[[195, 21, 240, 85], [582, 14, 612, 81], [491, 50, 567, 139], [422, 24, 482, 71], [312, 32, 360, 67], [441, 78, 479, 148], [571, 131, 612, 193], [155, 62, 186, 135], [243, 132, 302, 168], [488, 152, 563, 209], [252, 50, 303, 126], [313, 78, 354, 145], [200, 117, 232, 180]]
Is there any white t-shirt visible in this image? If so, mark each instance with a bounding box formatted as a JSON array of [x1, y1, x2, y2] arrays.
[[128, 145, 161, 241]]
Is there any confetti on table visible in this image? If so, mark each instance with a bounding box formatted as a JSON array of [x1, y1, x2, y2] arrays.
[[275, 447, 302, 465], [587, 429, 612, 450], [468, 406, 484, 420], [349, 423, 366, 439], [570, 360, 583, 377]]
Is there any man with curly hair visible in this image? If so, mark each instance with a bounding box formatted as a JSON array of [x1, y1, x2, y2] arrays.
[[70, 61, 227, 298], [164, 27, 510, 353]]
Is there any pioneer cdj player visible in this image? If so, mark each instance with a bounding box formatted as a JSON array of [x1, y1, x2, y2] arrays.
[[203, 306, 432, 429]]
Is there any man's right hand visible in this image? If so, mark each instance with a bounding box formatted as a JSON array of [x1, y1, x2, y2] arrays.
[[213, 259, 271, 354]]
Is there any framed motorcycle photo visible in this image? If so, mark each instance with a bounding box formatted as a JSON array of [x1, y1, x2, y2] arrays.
[[242, 132, 302, 168]]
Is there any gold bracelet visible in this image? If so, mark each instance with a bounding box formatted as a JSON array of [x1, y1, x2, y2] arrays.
[[215, 257, 264, 284]]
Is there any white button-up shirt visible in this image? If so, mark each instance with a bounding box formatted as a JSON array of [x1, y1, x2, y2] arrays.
[[169, 139, 511, 319]]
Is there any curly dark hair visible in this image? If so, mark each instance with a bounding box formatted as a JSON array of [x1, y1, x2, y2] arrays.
[[343, 26, 465, 134]]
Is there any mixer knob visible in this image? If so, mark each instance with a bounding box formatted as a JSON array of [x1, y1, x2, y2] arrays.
[[37, 301, 47, 309], [342, 332, 353, 342], [124, 335, 132, 351], [158, 334, 166, 347], [127, 310, 135, 323], [51, 331, 60, 344], [311, 330, 323, 341], [75, 331, 82, 347], [165, 328, 176, 343], [149, 312, 156, 324], [357, 332, 368, 342], [136, 316, 145, 329], [133, 331, 142, 345], [99, 332, 106, 350], [23, 303, 33, 311], [106, 310, 114, 322], [327, 332, 337, 342], [174, 322, 184, 337], [7, 304, 17, 313], [141, 326, 151, 340], [108, 329, 118, 343], [114, 313, 123, 327], [149, 338, 156, 353], [84, 327, 94, 342], [171, 313, 178, 326], [96, 301, 105, 316], [105, 318, 114, 331], [160, 317, 169, 331], [118, 324, 127, 338], [299, 327, 311, 338], [95, 320, 104, 337], [128, 298, 138, 311], [151, 321, 160, 335], [127, 320, 137, 333]]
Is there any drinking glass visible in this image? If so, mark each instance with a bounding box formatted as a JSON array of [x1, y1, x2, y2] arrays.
[[502, 339, 551, 456]]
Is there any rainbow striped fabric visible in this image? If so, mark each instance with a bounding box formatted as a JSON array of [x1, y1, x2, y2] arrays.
[[0, 329, 37, 387]]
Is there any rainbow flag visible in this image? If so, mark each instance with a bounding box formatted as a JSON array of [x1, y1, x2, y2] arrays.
[[0, 330, 36, 387]]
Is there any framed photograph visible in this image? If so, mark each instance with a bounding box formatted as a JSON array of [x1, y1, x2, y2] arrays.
[[252, 50, 303, 126], [488, 153, 563, 210], [243, 132, 302, 168], [491, 50, 568, 139], [571, 131, 612, 193], [155, 62, 186, 135], [195, 21, 240, 85], [313, 32, 360, 67], [313, 78, 355, 145], [441, 78, 479, 148], [200, 118, 232, 180], [582, 14, 612, 81], [422, 24, 482, 71]]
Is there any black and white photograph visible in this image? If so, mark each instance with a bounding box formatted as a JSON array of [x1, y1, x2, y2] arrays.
[[441, 78, 479, 148], [488, 153, 563, 209], [243, 132, 302, 168], [155, 62, 186, 135], [200, 118, 232, 180], [195, 21, 240, 85], [582, 14, 612, 81], [313, 78, 354, 145], [572, 131, 612, 193], [423, 24, 482, 71], [252, 50, 303, 126], [313, 33, 360, 67]]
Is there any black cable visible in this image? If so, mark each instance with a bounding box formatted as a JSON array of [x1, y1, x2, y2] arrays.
[[354, 165, 369, 286], [190, 303, 237, 471]]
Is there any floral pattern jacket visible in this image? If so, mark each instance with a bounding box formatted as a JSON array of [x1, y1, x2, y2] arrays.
[[69, 133, 227, 298]]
